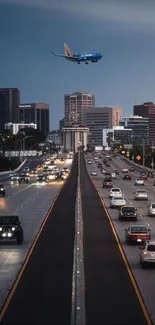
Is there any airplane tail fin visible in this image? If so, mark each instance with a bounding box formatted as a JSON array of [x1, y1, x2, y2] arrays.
[[64, 43, 72, 57]]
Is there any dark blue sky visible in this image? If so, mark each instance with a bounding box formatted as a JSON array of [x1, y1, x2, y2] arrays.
[[0, 0, 155, 130]]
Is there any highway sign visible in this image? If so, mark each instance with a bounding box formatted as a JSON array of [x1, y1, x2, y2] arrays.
[[136, 155, 141, 161]]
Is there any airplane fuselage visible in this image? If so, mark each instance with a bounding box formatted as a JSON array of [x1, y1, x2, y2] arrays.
[[66, 52, 102, 64]]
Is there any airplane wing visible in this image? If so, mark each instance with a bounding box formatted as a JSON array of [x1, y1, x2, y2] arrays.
[[51, 51, 70, 58]]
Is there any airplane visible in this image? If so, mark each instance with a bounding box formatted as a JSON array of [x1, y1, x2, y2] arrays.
[[51, 43, 103, 65]]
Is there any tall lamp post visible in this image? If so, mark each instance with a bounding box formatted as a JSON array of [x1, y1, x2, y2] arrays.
[[142, 138, 145, 167]]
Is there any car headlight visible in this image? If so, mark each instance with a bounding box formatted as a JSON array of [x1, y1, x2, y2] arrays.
[[0, 227, 2, 231], [12, 227, 15, 231]]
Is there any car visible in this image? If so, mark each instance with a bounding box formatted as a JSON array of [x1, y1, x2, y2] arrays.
[[91, 171, 97, 176], [98, 163, 102, 168], [19, 174, 29, 183], [134, 189, 148, 200], [106, 162, 110, 167], [134, 178, 144, 186], [147, 172, 154, 178], [105, 171, 111, 177], [109, 188, 122, 198], [101, 169, 106, 174], [47, 173, 57, 181], [61, 172, 68, 180], [147, 202, 155, 217], [125, 225, 151, 244], [129, 166, 135, 172], [0, 184, 5, 196], [10, 173, 20, 182], [114, 169, 119, 175], [122, 168, 129, 173], [23, 167, 30, 173], [37, 174, 46, 182], [87, 159, 92, 164], [62, 167, 69, 173], [123, 174, 131, 180], [140, 241, 155, 268], [140, 173, 148, 180], [102, 178, 113, 188], [111, 172, 116, 179], [110, 196, 126, 208], [118, 206, 137, 221], [0, 215, 23, 245]]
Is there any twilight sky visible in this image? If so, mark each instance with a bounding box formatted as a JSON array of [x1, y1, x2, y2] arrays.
[[0, 0, 155, 130]]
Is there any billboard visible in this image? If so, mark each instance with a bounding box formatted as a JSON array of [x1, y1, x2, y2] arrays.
[[4, 151, 38, 157]]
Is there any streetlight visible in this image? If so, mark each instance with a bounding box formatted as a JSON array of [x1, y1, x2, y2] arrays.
[[150, 139, 154, 170], [142, 139, 145, 167]]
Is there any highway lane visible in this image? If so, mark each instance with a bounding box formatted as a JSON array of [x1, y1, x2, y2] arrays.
[[85, 153, 155, 324], [81, 153, 149, 325], [0, 158, 73, 313], [0, 154, 77, 325]]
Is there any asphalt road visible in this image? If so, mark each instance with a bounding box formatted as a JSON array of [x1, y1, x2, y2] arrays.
[[0, 157, 73, 313], [0, 154, 78, 325], [81, 153, 149, 325], [86, 152, 155, 324]]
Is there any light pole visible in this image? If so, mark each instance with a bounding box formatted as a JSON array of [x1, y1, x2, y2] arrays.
[[151, 139, 154, 170], [142, 139, 145, 167]]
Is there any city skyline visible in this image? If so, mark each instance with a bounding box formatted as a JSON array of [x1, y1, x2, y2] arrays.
[[0, 0, 155, 129]]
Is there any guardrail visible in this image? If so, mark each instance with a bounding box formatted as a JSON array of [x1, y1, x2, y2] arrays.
[[117, 154, 154, 173], [0, 159, 27, 176]]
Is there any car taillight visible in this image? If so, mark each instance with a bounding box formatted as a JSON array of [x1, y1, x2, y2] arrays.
[[134, 212, 136, 216]]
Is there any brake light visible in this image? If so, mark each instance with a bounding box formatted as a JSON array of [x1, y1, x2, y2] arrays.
[[134, 212, 136, 216]]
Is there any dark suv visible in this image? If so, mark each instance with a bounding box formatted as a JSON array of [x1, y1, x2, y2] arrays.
[[118, 206, 137, 221], [102, 177, 113, 188], [19, 173, 29, 183], [0, 215, 23, 244], [123, 174, 131, 180], [0, 184, 5, 196]]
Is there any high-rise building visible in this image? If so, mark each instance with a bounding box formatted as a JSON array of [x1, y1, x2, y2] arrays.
[[19, 103, 50, 136], [59, 118, 64, 130], [134, 102, 155, 143], [83, 106, 122, 146], [119, 115, 149, 145], [64, 92, 95, 126], [62, 126, 89, 152], [0, 88, 20, 131]]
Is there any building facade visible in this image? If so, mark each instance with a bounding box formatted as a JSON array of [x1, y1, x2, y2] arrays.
[[62, 126, 89, 152], [0, 88, 20, 131], [47, 130, 62, 146], [120, 115, 149, 145], [19, 103, 50, 136], [103, 126, 132, 147], [64, 92, 95, 126], [83, 106, 122, 146], [5, 123, 37, 135], [59, 118, 64, 130], [134, 102, 155, 143]]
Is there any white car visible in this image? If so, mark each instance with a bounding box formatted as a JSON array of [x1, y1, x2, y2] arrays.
[[134, 178, 144, 186], [148, 202, 155, 217], [110, 196, 126, 208], [109, 188, 122, 198], [111, 172, 116, 179], [122, 168, 129, 173], [140, 241, 155, 268], [47, 174, 57, 181], [91, 171, 97, 176], [134, 189, 148, 200], [87, 160, 92, 164], [11, 174, 20, 181]]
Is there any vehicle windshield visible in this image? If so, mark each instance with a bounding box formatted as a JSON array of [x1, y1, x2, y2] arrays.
[[112, 189, 120, 192], [104, 179, 112, 182], [0, 216, 19, 225], [122, 207, 135, 212], [151, 204, 155, 208], [137, 190, 146, 193], [137, 178, 142, 181], [147, 245, 155, 252], [131, 226, 147, 233]]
